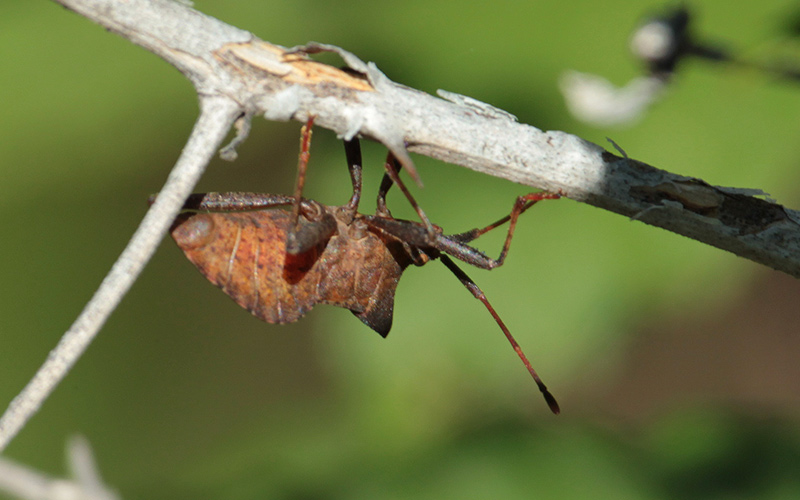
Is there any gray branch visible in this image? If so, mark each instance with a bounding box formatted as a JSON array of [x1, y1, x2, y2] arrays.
[[0, 436, 119, 500], [2, 0, 799, 453], [52, 0, 800, 277]]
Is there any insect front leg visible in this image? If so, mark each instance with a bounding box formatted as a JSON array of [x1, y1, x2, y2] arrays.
[[289, 116, 315, 227], [340, 137, 363, 223], [285, 200, 337, 255], [278, 117, 338, 254]]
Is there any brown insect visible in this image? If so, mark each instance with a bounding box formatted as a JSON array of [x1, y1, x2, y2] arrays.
[[166, 121, 561, 414]]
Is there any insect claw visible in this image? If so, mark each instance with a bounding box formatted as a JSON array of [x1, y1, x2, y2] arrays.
[[542, 388, 561, 415]]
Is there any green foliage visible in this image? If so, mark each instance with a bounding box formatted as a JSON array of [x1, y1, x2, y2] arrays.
[[2, 1, 800, 499]]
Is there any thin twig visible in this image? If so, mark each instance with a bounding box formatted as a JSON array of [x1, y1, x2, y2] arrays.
[[0, 96, 241, 452], [0, 436, 119, 500]]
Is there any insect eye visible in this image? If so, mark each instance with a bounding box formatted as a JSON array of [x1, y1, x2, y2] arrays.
[[171, 213, 217, 249]]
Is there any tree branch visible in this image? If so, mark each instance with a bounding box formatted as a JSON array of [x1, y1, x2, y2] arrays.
[[49, 0, 800, 278], [2, 0, 799, 452]]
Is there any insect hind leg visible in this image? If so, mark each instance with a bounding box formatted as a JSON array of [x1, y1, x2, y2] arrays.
[[439, 254, 560, 415], [446, 192, 560, 269]]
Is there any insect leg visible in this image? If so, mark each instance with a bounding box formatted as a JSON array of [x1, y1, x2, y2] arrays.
[[290, 116, 315, 226], [341, 137, 363, 221], [442, 192, 560, 269], [285, 205, 338, 255], [281, 117, 340, 255], [376, 155, 396, 217], [377, 152, 436, 241], [439, 254, 560, 415], [451, 192, 560, 244], [366, 192, 558, 271]]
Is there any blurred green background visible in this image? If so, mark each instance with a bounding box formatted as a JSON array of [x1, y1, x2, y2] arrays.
[[3, 0, 800, 498]]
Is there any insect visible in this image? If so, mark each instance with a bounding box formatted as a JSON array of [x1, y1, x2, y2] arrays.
[[166, 122, 561, 414]]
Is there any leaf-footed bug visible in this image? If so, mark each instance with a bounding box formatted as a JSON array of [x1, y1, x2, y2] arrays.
[[160, 123, 561, 414]]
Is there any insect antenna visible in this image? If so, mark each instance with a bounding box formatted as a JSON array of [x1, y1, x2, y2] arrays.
[[438, 255, 560, 415]]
